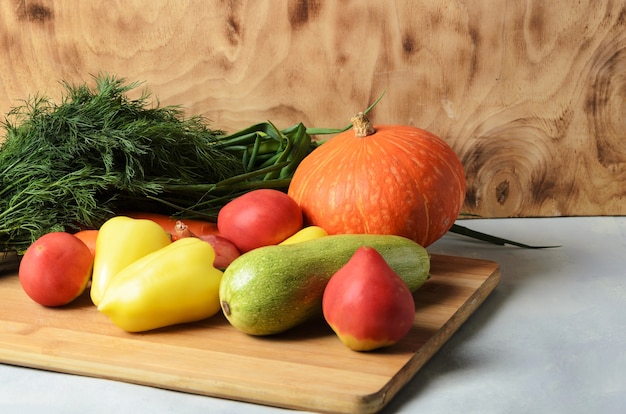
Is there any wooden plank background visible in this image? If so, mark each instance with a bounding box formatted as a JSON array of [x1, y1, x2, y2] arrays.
[[0, 0, 624, 218]]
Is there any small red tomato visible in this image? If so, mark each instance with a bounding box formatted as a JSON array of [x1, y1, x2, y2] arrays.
[[19, 232, 94, 307], [217, 189, 303, 252]]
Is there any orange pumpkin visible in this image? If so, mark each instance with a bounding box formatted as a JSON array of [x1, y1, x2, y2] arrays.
[[287, 112, 466, 247]]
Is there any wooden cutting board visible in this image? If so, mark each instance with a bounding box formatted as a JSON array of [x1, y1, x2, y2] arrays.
[[0, 254, 499, 413]]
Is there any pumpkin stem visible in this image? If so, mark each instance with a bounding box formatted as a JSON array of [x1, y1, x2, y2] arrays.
[[350, 112, 376, 137]]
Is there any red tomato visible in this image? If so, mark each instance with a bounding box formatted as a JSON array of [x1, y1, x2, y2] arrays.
[[217, 189, 303, 252], [19, 232, 93, 307]]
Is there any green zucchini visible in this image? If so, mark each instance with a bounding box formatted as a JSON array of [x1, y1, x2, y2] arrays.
[[219, 234, 430, 336]]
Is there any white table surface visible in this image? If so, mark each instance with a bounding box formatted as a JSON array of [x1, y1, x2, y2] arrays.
[[1, 216, 625, 414]]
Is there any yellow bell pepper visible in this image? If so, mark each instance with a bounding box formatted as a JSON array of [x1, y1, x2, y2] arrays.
[[90, 216, 171, 306], [279, 226, 328, 245], [97, 237, 223, 332]]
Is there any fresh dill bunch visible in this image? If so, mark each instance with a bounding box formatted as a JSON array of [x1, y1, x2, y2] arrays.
[[0, 74, 245, 253]]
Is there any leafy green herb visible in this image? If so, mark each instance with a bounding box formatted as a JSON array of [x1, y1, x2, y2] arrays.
[[0, 74, 326, 253]]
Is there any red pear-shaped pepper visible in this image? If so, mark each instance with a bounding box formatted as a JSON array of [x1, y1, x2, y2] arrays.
[[322, 246, 416, 351]]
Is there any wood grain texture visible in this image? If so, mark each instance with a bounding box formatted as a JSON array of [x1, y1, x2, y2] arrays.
[[0, 0, 624, 217], [0, 254, 500, 414]]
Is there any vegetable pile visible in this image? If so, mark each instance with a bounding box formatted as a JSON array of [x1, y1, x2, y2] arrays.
[[0, 75, 322, 253], [7, 75, 553, 352], [18, 199, 431, 351]]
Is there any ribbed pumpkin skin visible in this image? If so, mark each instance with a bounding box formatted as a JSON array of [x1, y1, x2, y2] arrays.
[[287, 124, 466, 247]]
